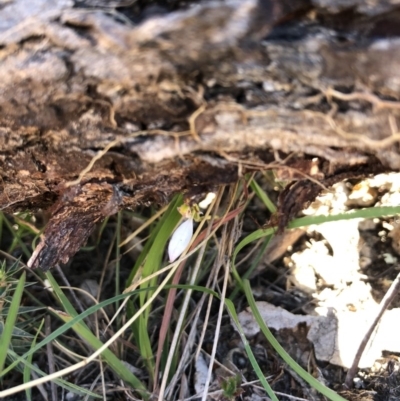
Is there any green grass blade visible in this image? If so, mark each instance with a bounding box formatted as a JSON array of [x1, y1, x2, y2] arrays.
[[0, 271, 25, 372], [138, 195, 182, 305], [230, 204, 400, 303], [45, 271, 90, 329], [126, 194, 183, 285], [230, 234, 272, 300], [2, 217, 31, 258], [243, 280, 347, 401], [133, 195, 183, 378], [225, 298, 279, 401], [0, 306, 46, 316], [250, 179, 277, 213], [233, 227, 275, 266], [291, 205, 400, 227], [242, 235, 272, 282], [234, 205, 400, 270]]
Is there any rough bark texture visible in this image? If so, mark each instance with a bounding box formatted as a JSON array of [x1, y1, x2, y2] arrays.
[[1, 0, 400, 269]]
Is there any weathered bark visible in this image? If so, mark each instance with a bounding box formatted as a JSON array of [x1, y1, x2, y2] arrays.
[[1, 0, 400, 269]]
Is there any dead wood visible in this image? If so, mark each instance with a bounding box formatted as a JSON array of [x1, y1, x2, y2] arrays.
[[1, 0, 400, 269]]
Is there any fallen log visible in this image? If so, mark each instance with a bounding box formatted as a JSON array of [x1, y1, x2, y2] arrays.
[[1, 0, 399, 269]]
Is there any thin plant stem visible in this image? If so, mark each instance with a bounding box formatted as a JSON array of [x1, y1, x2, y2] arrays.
[[345, 270, 400, 388]]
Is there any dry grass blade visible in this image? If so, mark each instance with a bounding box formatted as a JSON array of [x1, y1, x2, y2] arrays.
[[119, 205, 168, 248], [200, 222, 235, 401], [155, 188, 222, 398]]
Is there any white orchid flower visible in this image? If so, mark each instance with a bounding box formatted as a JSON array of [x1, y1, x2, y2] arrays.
[[168, 217, 194, 262]]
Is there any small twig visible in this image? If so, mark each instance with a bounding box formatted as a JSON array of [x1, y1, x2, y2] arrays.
[[55, 264, 86, 314], [344, 269, 400, 388], [45, 316, 57, 401]]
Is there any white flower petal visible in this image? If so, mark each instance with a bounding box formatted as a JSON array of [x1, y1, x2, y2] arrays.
[[198, 192, 216, 209], [168, 218, 193, 262]]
